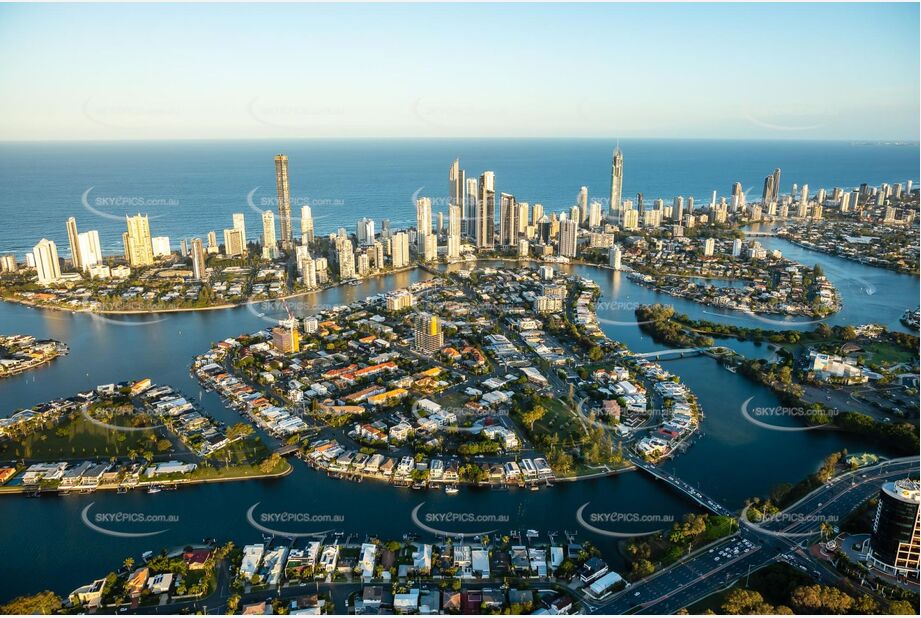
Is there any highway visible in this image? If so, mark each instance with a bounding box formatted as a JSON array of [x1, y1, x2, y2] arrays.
[[591, 456, 919, 615]]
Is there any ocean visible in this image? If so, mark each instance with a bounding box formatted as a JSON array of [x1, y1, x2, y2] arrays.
[[0, 138, 918, 258]]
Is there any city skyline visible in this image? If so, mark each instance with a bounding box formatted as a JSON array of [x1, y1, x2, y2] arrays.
[[0, 3, 918, 142]]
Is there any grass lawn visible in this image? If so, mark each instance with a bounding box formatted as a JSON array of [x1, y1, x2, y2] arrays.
[[434, 391, 471, 410], [0, 413, 167, 460], [530, 398, 585, 445], [780, 335, 916, 369], [205, 435, 272, 467]]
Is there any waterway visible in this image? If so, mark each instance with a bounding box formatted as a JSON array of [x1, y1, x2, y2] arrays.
[[0, 235, 917, 600]]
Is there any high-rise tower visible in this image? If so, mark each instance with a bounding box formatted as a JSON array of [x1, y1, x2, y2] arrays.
[[66, 217, 82, 271], [476, 172, 495, 249], [610, 148, 624, 220], [275, 154, 293, 250]]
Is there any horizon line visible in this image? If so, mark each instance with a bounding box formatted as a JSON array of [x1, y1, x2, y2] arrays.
[[0, 136, 919, 145]]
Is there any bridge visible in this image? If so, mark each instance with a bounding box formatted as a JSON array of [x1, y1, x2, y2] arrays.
[[634, 347, 707, 360], [742, 231, 779, 237], [628, 454, 733, 517]]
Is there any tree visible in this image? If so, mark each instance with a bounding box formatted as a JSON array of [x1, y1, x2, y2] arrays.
[[521, 405, 546, 431], [888, 600, 917, 615], [227, 593, 241, 613], [629, 559, 655, 580], [0, 591, 62, 615], [227, 422, 255, 441], [123, 556, 135, 571], [721, 589, 769, 615]]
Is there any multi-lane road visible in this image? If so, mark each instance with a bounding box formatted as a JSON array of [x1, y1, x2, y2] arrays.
[[591, 456, 919, 615]]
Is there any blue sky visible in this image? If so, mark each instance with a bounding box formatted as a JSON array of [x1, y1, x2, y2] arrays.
[[0, 2, 917, 140]]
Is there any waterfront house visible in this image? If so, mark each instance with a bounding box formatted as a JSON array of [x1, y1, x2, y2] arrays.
[[240, 544, 265, 582], [59, 461, 94, 488], [412, 544, 433, 574], [148, 572, 174, 595], [472, 549, 491, 578], [359, 543, 377, 580], [580, 557, 609, 583], [124, 567, 149, 597], [69, 578, 106, 608], [319, 544, 339, 573]]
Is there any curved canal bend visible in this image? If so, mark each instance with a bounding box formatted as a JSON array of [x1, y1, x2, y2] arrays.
[[0, 236, 917, 600]]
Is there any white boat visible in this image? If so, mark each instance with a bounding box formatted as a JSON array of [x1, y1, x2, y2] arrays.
[[445, 485, 459, 495], [147, 486, 161, 494]]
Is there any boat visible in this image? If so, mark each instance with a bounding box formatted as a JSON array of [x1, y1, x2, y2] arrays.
[[147, 486, 161, 494], [726, 365, 737, 373], [445, 485, 459, 495], [117, 486, 128, 494], [529, 484, 539, 492]]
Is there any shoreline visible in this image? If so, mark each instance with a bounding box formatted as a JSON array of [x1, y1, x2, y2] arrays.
[[777, 232, 920, 277], [0, 458, 294, 497], [0, 263, 425, 317]]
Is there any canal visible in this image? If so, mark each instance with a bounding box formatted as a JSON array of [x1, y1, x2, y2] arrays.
[[0, 236, 916, 600]]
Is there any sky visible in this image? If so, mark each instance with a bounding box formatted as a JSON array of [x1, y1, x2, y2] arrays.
[[0, 2, 918, 141]]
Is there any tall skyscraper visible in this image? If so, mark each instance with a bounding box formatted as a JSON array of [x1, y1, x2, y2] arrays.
[[578, 186, 589, 223], [151, 236, 171, 258], [772, 168, 782, 202], [608, 244, 622, 270], [476, 172, 495, 249], [588, 201, 602, 228], [559, 219, 578, 258], [391, 232, 410, 268], [207, 230, 218, 254], [531, 203, 544, 225], [334, 235, 355, 279], [702, 238, 716, 257], [415, 197, 432, 248], [867, 479, 919, 577], [762, 175, 775, 204], [449, 158, 466, 236], [464, 177, 478, 239], [77, 230, 103, 271], [414, 312, 444, 353], [447, 203, 461, 259], [499, 193, 519, 247], [356, 217, 375, 246], [32, 238, 61, 284], [223, 228, 246, 257], [262, 210, 278, 259], [300, 253, 318, 288], [301, 205, 314, 245], [274, 154, 293, 250], [610, 148, 624, 220], [123, 214, 155, 267], [232, 213, 246, 246], [191, 238, 207, 280], [66, 217, 82, 271]]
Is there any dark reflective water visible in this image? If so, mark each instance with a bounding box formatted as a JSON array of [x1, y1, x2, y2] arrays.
[[0, 236, 916, 599]]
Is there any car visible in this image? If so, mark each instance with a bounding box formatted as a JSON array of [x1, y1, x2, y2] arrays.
[[634, 592, 641, 597]]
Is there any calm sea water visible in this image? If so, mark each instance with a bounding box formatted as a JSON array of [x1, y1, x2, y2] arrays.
[[0, 139, 918, 257], [0, 139, 918, 600]]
